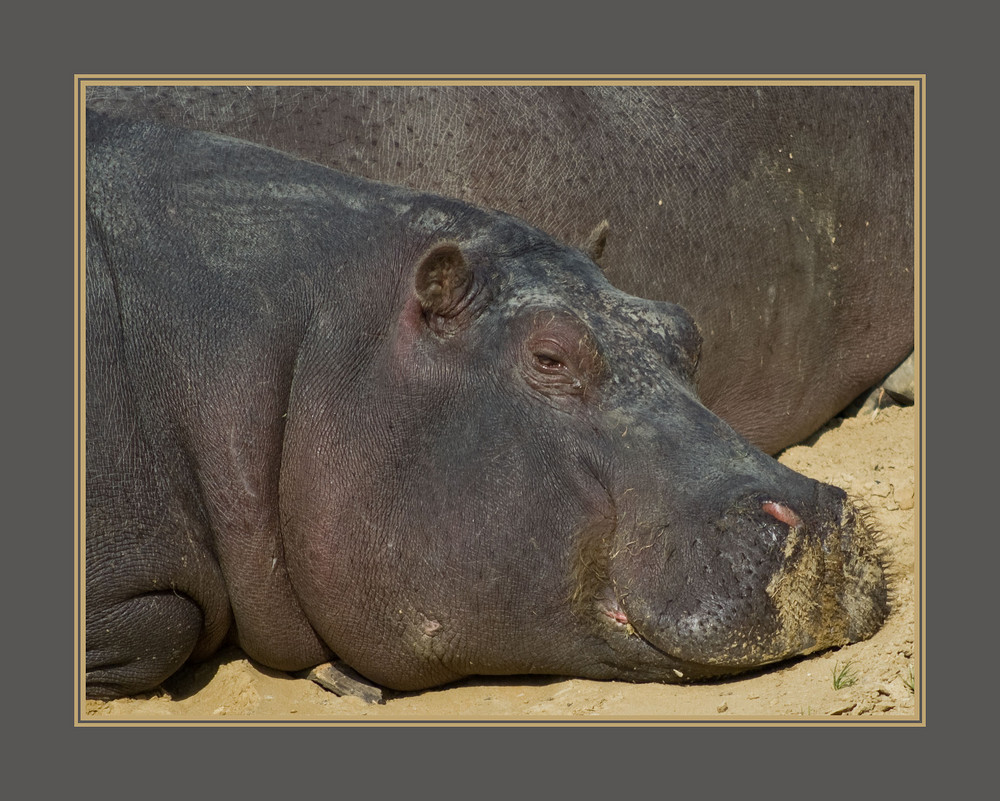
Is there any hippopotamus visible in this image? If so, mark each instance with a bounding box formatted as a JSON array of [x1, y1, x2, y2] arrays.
[[84, 112, 889, 700], [86, 84, 915, 455]]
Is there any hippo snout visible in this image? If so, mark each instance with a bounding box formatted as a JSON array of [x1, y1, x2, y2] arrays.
[[605, 477, 889, 679]]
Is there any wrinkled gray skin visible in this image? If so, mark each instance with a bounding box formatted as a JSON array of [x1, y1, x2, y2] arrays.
[[87, 85, 915, 455], [85, 114, 888, 700]]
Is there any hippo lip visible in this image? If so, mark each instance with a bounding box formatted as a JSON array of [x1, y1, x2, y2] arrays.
[[598, 584, 809, 681], [572, 518, 735, 680], [594, 592, 739, 681]]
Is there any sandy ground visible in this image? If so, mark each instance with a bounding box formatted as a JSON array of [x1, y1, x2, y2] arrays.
[[83, 403, 919, 724]]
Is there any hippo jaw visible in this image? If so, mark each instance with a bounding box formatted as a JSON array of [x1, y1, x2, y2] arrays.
[[576, 488, 890, 681]]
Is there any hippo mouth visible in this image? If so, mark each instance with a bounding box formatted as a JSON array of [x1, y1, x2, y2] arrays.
[[574, 492, 890, 681]]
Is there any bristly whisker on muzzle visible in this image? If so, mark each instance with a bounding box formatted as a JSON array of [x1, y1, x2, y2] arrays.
[[843, 493, 897, 608]]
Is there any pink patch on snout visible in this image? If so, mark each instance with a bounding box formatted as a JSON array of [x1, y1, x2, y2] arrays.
[[762, 501, 803, 528], [605, 608, 630, 625]]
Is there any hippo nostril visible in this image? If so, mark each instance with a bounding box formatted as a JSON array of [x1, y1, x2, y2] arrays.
[[762, 501, 803, 528]]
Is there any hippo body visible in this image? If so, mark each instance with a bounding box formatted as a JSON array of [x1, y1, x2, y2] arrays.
[[85, 113, 888, 700], [87, 84, 915, 454]]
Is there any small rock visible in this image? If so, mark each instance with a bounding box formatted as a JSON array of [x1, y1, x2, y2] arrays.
[[870, 482, 891, 498], [882, 353, 915, 403], [897, 480, 915, 510], [717, 702, 729, 713]]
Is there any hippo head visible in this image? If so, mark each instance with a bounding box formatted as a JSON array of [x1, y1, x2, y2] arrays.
[[280, 212, 889, 691]]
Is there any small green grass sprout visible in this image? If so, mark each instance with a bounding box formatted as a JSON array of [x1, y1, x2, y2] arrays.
[[832, 660, 858, 690], [902, 664, 915, 694]]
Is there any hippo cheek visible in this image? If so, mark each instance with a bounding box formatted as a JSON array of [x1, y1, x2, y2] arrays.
[[605, 490, 889, 675]]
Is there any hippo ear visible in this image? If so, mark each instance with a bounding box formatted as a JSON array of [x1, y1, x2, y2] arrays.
[[415, 242, 472, 318], [582, 219, 610, 264]]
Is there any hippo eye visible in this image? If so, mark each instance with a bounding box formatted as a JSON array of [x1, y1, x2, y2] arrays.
[[520, 314, 604, 401], [534, 352, 566, 372]]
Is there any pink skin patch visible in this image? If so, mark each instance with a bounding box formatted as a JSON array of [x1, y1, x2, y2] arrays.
[[762, 501, 803, 528], [605, 607, 630, 625]]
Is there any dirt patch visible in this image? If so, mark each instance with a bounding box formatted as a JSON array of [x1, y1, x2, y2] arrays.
[[84, 404, 919, 723]]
